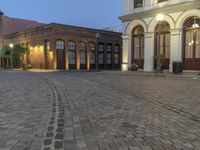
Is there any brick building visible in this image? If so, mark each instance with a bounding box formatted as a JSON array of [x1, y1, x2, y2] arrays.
[[1, 12, 122, 70], [0, 11, 43, 48]]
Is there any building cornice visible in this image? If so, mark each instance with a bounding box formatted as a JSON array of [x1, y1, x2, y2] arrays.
[[119, 1, 200, 22]]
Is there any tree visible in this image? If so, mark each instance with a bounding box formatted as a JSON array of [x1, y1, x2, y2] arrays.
[[12, 44, 29, 68], [0, 44, 29, 69]]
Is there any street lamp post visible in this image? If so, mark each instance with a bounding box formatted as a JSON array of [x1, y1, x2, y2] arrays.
[[95, 33, 101, 70], [156, 13, 164, 73], [9, 43, 14, 69]]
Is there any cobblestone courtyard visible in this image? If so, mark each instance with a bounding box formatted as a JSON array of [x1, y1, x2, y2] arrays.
[[0, 70, 200, 150]]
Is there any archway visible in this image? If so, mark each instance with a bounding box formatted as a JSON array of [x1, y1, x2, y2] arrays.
[[132, 25, 144, 69], [154, 21, 170, 70], [183, 17, 200, 70]]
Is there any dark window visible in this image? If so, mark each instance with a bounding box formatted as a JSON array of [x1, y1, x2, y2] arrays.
[[98, 44, 104, 64], [114, 45, 120, 64], [56, 40, 65, 69], [90, 43, 95, 65], [106, 44, 112, 65], [80, 42, 86, 65], [45, 40, 50, 53], [68, 41, 76, 65], [134, 0, 143, 8]]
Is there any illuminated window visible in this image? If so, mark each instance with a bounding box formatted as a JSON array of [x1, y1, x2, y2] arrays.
[[132, 26, 144, 59], [155, 22, 170, 58], [184, 17, 200, 58]]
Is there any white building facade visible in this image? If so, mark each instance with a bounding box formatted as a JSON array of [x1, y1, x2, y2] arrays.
[[120, 0, 200, 71]]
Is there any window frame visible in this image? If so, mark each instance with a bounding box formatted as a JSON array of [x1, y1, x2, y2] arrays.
[[68, 41, 76, 65]]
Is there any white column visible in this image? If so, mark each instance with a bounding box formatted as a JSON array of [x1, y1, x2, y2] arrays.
[[121, 35, 130, 71], [169, 28, 182, 72], [144, 32, 154, 71]]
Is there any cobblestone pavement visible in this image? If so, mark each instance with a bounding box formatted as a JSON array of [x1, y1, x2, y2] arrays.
[[0, 71, 52, 150], [1, 71, 200, 150]]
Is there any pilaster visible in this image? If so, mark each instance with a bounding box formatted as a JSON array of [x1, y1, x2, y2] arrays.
[[144, 32, 154, 71], [169, 28, 182, 72]]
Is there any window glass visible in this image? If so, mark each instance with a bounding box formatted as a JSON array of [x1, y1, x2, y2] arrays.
[[80, 42, 86, 65], [56, 40, 64, 50], [107, 45, 112, 64], [90, 43, 95, 65], [132, 26, 144, 59], [134, 0, 143, 8], [114, 45, 120, 64], [98, 44, 104, 64], [68, 41, 76, 65]]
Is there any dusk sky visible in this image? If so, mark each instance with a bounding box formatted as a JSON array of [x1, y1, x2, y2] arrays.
[[1, 0, 122, 29]]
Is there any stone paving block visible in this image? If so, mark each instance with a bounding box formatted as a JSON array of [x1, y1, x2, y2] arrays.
[[129, 147, 141, 150], [1, 71, 200, 150]]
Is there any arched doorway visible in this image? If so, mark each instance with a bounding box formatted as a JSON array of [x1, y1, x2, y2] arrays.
[[56, 40, 65, 70], [132, 25, 144, 69], [154, 21, 170, 70], [183, 17, 200, 70]]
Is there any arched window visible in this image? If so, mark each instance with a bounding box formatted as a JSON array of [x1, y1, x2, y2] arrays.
[[154, 21, 170, 70], [98, 43, 104, 69], [106, 44, 112, 67], [56, 40, 65, 69], [114, 45, 120, 65], [90, 43, 95, 66], [183, 17, 200, 70], [184, 17, 200, 59], [68, 41, 76, 69], [80, 42, 86, 66], [132, 25, 144, 69], [155, 21, 170, 59], [56, 40, 64, 50]]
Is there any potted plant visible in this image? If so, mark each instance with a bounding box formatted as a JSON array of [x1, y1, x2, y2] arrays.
[[128, 63, 138, 71], [154, 54, 166, 71]]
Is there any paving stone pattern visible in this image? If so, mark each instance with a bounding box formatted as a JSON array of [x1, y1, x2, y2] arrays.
[[0, 71, 51, 150], [1, 71, 200, 150], [41, 80, 64, 150]]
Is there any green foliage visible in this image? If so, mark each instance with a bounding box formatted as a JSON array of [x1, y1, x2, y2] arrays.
[[154, 54, 166, 65], [159, 54, 166, 65], [12, 44, 29, 55], [0, 45, 11, 56], [0, 44, 29, 57]]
